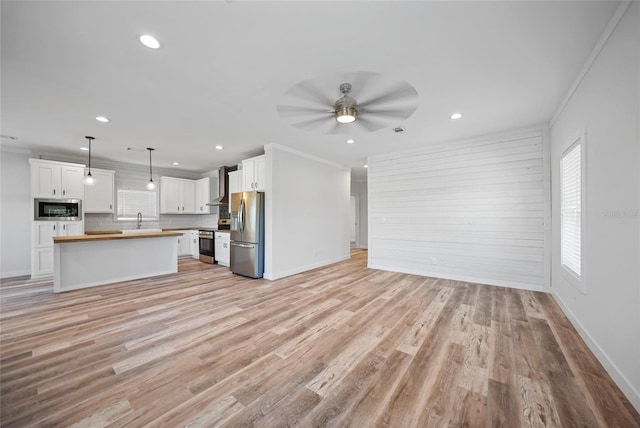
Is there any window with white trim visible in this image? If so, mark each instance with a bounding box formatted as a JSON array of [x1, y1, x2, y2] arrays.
[[561, 139, 581, 278], [117, 189, 158, 220]]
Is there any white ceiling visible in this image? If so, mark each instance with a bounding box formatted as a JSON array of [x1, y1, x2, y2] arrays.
[[1, 1, 619, 178]]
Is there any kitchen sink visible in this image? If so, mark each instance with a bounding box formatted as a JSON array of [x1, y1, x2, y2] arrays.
[[120, 229, 163, 234]]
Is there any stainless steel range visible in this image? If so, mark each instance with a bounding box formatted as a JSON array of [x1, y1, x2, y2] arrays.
[[198, 230, 215, 264]]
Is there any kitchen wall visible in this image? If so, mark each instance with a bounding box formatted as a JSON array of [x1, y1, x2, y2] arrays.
[[549, 2, 639, 411], [264, 143, 350, 280], [350, 178, 368, 248], [368, 126, 547, 291], [0, 148, 32, 278], [32, 151, 219, 231], [0, 150, 219, 278]]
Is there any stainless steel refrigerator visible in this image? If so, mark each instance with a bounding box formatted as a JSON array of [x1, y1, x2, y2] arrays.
[[230, 191, 264, 278]]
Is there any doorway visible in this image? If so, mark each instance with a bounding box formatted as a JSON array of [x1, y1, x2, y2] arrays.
[[350, 194, 359, 248]]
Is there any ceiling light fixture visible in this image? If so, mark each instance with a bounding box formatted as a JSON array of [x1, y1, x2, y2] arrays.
[[450, 112, 463, 120], [215, 145, 223, 150], [139, 35, 160, 49], [334, 83, 358, 124], [80, 147, 89, 151], [82, 136, 96, 186], [96, 116, 110, 123], [364, 164, 369, 168], [346, 139, 355, 144], [172, 162, 180, 166], [146, 148, 156, 190]]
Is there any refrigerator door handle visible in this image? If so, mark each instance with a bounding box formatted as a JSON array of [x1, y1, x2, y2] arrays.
[[231, 242, 254, 249], [239, 198, 245, 232]]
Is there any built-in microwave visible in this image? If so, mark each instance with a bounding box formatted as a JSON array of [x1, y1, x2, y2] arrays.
[[34, 198, 82, 221]]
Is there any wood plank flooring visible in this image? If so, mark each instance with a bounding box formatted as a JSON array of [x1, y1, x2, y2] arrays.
[[1, 249, 638, 427]]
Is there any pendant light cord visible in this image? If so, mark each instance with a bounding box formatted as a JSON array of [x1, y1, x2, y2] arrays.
[[147, 148, 154, 182]]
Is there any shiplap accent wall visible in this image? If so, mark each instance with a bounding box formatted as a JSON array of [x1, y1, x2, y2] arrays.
[[368, 127, 546, 291]]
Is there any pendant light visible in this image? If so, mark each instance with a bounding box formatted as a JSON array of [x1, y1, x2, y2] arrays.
[[82, 136, 96, 186], [145, 148, 156, 190]]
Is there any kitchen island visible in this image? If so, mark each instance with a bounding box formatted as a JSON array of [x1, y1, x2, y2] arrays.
[[53, 231, 182, 293]]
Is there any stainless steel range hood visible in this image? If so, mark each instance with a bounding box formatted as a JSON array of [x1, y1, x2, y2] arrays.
[[207, 166, 236, 206]]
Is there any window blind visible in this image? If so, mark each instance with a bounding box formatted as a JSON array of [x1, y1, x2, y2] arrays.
[[561, 142, 581, 277], [117, 189, 158, 220]]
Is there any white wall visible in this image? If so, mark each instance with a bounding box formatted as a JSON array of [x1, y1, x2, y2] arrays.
[[0, 149, 32, 278], [549, 2, 639, 411], [264, 144, 350, 280], [368, 127, 546, 291], [350, 178, 368, 249]]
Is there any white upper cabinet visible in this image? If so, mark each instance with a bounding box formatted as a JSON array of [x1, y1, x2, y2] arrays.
[[160, 176, 197, 214], [228, 170, 241, 196], [241, 155, 265, 191], [84, 168, 115, 213], [30, 159, 85, 199], [195, 177, 211, 214]]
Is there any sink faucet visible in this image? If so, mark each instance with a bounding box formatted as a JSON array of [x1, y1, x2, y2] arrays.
[[137, 212, 142, 229]]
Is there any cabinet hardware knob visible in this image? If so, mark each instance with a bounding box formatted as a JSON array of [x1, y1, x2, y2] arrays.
[[53, 189, 56, 195]]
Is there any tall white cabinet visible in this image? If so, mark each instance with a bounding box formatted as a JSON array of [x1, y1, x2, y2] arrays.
[[29, 159, 85, 279]]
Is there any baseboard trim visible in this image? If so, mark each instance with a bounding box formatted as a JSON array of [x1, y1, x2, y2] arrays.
[[265, 254, 351, 281], [1, 269, 31, 280], [367, 263, 544, 292], [550, 289, 640, 413]]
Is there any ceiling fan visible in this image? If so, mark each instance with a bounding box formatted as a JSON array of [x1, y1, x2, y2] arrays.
[[277, 72, 419, 134]]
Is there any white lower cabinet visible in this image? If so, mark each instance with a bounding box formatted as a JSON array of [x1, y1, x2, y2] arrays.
[[177, 231, 191, 257], [31, 221, 84, 278], [215, 232, 230, 266], [190, 230, 199, 259]]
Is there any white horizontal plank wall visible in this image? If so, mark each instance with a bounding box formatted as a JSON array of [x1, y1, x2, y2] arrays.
[[368, 127, 545, 291]]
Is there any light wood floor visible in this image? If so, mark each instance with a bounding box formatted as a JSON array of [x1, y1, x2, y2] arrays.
[[1, 249, 639, 427]]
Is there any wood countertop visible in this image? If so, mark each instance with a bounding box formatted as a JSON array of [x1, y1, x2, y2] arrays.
[[54, 231, 182, 244]]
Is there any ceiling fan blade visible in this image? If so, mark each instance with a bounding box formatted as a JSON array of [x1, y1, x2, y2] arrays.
[[277, 104, 332, 117], [286, 80, 334, 107], [291, 115, 333, 130], [362, 108, 416, 120], [358, 82, 418, 108], [355, 116, 387, 133]]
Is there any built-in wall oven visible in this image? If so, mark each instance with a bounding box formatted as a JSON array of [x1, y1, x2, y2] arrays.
[[34, 198, 82, 221], [198, 230, 215, 264]]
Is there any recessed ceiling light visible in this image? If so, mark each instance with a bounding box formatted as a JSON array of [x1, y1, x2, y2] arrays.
[[364, 164, 368, 168], [172, 162, 180, 166], [80, 147, 89, 151], [139, 35, 160, 49], [346, 139, 355, 144], [450, 112, 463, 120], [215, 145, 223, 150], [96, 116, 110, 123]]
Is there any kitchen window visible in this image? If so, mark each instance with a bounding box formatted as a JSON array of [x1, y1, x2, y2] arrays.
[[117, 189, 158, 221], [560, 137, 583, 290]]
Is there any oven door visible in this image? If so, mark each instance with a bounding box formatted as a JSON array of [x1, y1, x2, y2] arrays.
[[198, 232, 215, 264]]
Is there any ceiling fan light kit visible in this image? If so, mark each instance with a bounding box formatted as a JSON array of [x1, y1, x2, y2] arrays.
[[334, 83, 358, 124]]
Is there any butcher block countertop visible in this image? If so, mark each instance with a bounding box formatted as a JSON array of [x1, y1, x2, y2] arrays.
[[53, 231, 182, 244]]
